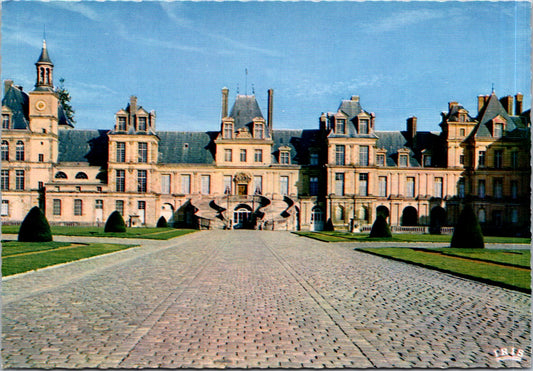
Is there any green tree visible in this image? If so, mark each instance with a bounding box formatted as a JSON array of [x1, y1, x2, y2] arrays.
[[451, 204, 484, 248], [55, 77, 75, 123], [18, 206, 53, 242], [104, 211, 126, 233], [156, 216, 168, 228], [369, 214, 392, 238]]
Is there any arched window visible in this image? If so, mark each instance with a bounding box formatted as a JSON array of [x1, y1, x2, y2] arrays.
[[15, 141, 24, 161], [1, 141, 9, 161], [75, 172, 88, 179], [55, 171, 68, 179]]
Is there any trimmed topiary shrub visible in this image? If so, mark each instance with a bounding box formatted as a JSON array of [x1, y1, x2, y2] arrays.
[[156, 216, 168, 228], [369, 214, 392, 238], [451, 204, 484, 248], [18, 206, 53, 242], [104, 211, 126, 233]]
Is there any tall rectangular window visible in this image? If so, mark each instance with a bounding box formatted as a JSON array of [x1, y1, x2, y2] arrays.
[[224, 175, 232, 194], [201, 175, 211, 195], [181, 174, 191, 194], [240, 149, 247, 162], [493, 178, 503, 199], [359, 146, 369, 166], [336, 119, 345, 134], [309, 176, 319, 196], [15, 170, 24, 190], [74, 199, 83, 216], [399, 154, 408, 167], [224, 149, 233, 162], [280, 176, 289, 195], [116, 169, 125, 192], [138, 117, 147, 131], [39, 154, 44, 162], [335, 173, 344, 196], [359, 119, 369, 134], [478, 180, 486, 199], [359, 173, 368, 196], [138, 201, 146, 210], [511, 180, 518, 199], [115, 200, 124, 215], [511, 151, 519, 168], [1, 169, 8, 190], [335, 145, 345, 165], [116, 142, 125, 163], [478, 151, 486, 167], [53, 199, 61, 216], [280, 151, 290, 164], [424, 155, 432, 167], [118, 117, 126, 131], [1, 200, 8, 216], [161, 174, 171, 194], [254, 149, 263, 162], [434, 177, 443, 198], [458, 179, 465, 198], [378, 176, 387, 197], [138, 142, 148, 163], [511, 209, 518, 223], [2, 114, 10, 129], [253, 176, 263, 194], [376, 154, 385, 166], [95, 199, 103, 209], [406, 177, 415, 198], [493, 122, 503, 138], [137, 170, 147, 193], [15, 141, 24, 161], [494, 150, 503, 168], [1, 141, 8, 161], [310, 153, 319, 165], [224, 123, 233, 139], [254, 123, 264, 139]]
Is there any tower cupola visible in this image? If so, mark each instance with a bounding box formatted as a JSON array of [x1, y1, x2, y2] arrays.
[[35, 40, 54, 90]]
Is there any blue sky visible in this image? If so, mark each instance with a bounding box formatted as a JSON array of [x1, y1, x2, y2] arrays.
[[2, 1, 531, 132]]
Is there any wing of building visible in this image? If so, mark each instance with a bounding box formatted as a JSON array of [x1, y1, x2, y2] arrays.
[[1, 43, 530, 235]]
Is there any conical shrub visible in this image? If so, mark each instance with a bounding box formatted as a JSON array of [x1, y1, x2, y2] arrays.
[[104, 211, 126, 233], [451, 204, 484, 248], [156, 216, 168, 228], [18, 206, 52, 242], [369, 214, 392, 238]]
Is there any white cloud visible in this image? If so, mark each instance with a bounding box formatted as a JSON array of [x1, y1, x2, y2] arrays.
[[49, 2, 102, 22], [364, 8, 459, 34]]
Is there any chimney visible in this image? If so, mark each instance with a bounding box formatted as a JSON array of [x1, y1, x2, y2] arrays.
[[221, 87, 229, 118], [267, 89, 273, 132], [499, 95, 513, 115], [407, 116, 417, 140], [351, 95, 359, 102], [515, 93, 523, 115], [4, 80, 13, 95], [448, 101, 458, 111], [129, 96, 137, 112]]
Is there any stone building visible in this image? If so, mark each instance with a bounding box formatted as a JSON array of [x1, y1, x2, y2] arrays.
[[1, 42, 530, 234]]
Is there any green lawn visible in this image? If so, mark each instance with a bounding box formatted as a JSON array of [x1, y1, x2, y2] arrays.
[[2, 240, 136, 276], [293, 231, 531, 244], [358, 247, 531, 293], [1, 226, 197, 240]]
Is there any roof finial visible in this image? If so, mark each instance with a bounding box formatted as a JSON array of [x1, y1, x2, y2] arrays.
[[492, 83, 495, 94]]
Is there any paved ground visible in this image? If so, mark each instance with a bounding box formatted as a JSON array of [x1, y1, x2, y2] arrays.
[[2, 231, 530, 368]]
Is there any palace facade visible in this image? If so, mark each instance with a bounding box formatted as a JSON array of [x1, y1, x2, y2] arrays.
[[1, 42, 530, 234]]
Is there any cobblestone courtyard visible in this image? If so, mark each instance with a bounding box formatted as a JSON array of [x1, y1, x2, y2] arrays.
[[2, 231, 530, 368]]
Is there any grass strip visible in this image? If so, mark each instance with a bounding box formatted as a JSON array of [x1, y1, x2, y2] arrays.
[[2, 242, 136, 276], [1, 226, 197, 240], [358, 248, 530, 293], [2, 241, 73, 257], [425, 248, 531, 269]]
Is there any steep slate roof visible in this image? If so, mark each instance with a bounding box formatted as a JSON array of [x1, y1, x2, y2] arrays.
[[58, 103, 74, 128], [470, 93, 528, 140], [157, 131, 216, 164], [229, 95, 264, 131], [328, 98, 378, 139], [36, 41, 53, 64], [272, 129, 320, 165], [2, 85, 30, 130], [58, 129, 108, 166]]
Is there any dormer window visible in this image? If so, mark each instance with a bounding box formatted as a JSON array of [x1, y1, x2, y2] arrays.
[[2, 114, 10, 130], [279, 148, 290, 165], [223, 122, 233, 139], [336, 119, 345, 134], [493, 122, 503, 138], [399, 154, 409, 167], [359, 118, 369, 134], [376, 154, 385, 166], [423, 154, 432, 167], [138, 116, 147, 131], [254, 122, 264, 139], [117, 116, 127, 131]]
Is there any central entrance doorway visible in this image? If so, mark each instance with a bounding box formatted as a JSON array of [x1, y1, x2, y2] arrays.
[[233, 204, 253, 229]]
